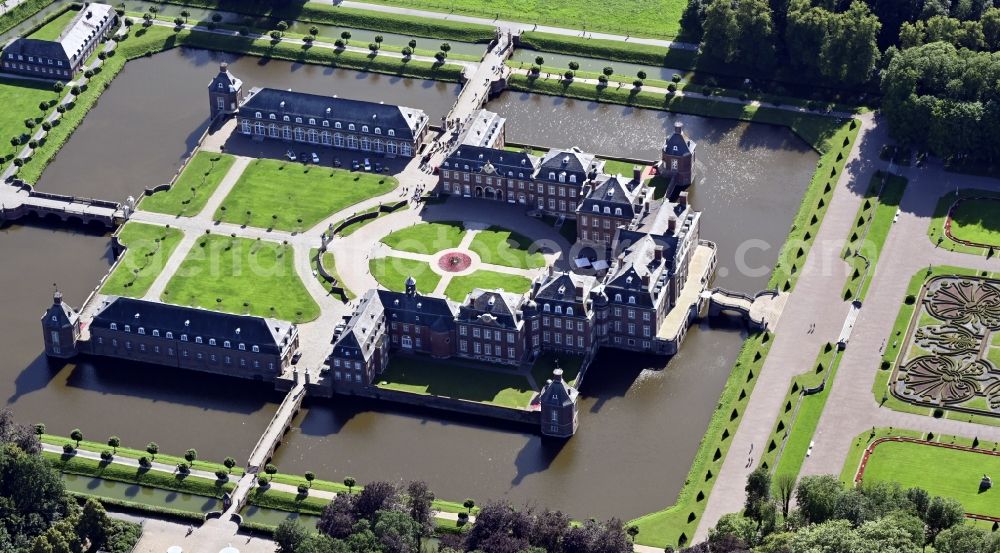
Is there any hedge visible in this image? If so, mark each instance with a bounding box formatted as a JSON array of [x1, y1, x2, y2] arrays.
[[44, 451, 235, 498], [68, 491, 209, 523]]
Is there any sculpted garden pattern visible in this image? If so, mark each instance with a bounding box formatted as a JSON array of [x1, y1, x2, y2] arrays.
[[894, 277, 1000, 413]]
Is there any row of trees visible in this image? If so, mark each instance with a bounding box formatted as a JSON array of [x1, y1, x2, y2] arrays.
[[897, 8, 1000, 49], [0, 410, 141, 552], [683, 467, 1000, 552], [276, 482, 634, 553]]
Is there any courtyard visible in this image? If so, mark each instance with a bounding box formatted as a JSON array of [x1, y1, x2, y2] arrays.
[[140, 152, 236, 217], [929, 189, 1000, 255]]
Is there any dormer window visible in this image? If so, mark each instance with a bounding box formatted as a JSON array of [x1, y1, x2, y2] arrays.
[[335, 122, 342, 129], [569, 175, 577, 183], [110, 323, 118, 330], [138, 327, 145, 335], [181, 334, 188, 341], [348, 124, 355, 131], [224, 340, 231, 348], [388, 129, 395, 136], [295, 117, 302, 123], [322, 120, 329, 127], [559, 172, 566, 183], [308, 118, 315, 125], [283, 115, 290, 121], [217, 82, 223, 89], [124, 325, 130, 333], [239, 343, 246, 351], [269, 114, 276, 120], [628, 296, 636, 304], [152, 330, 160, 337], [195, 336, 203, 344], [362, 125, 369, 133], [548, 172, 555, 180], [567, 307, 574, 316], [604, 207, 610, 214], [252, 345, 260, 353], [615, 208, 623, 216], [543, 304, 551, 312], [166, 331, 173, 339], [209, 338, 216, 346], [255, 112, 262, 119], [614, 294, 622, 302], [374, 127, 381, 134]]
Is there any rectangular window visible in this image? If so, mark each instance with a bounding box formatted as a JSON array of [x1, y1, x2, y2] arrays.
[[473, 327, 481, 338], [507, 347, 515, 358], [459, 325, 467, 336], [474, 342, 481, 354]]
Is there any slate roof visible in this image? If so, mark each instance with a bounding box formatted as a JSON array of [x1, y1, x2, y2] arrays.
[[331, 289, 385, 362], [377, 289, 457, 333], [442, 145, 538, 178], [577, 174, 642, 219], [6, 3, 114, 65], [43, 291, 78, 326], [456, 109, 505, 148], [535, 272, 596, 313], [604, 235, 672, 307], [90, 297, 295, 355], [539, 372, 578, 408], [457, 289, 525, 329], [537, 148, 599, 183], [240, 87, 427, 139], [209, 63, 242, 93], [663, 122, 695, 157]]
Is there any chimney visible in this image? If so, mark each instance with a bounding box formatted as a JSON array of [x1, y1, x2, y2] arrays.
[[552, 369, 564, 382], [575, 285, 584, 297], [642, 274, 650, 286], [674, 121, 684, 135], [678, 191, 688, 208], [633, 166, 642, 183], [668, 216, 676, 232], [654, 246, 663, 261], [220, 62, 228, 72], [53, 290, 63, 304]]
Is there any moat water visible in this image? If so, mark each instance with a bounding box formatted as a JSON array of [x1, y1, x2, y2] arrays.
[[2, 48, 817, 520]]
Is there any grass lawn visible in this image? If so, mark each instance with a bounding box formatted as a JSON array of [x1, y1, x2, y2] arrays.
[[376, 355, 535, 409], [601, 157, 645, 177], [44, 452, 235, 498], [861, 440, 1000, 518], [215, 158, 396, 232], [841, 172, 908, 301], [443, 270, 532, 302], [250, 486, 330, 516], [531, 352, 583, 386], [140, 152, 236, 216], [369, 256, 440, 294], [161, 234, 319, 322], [949, 197, 1000, 248], [41, 433, 244, 476], [361, 0, 686, 38], [0, 76, 57, 167], [381, 221, 466, 254], [101, 223, 183, 298], [469, 226, 546, 269], [928, 190, 1000, 256], [27, 6, 77, 40]]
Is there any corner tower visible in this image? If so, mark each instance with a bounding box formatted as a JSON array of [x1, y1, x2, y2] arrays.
[[209, 62, 243, 120], [659, 121, 696, 187], [41, 290, 80, 359], [538, 368, 579, 438]]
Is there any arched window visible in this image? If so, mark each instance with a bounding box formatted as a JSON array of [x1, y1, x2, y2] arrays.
[[294, 127, 304, 141], [570, 175, 577, 183], [321, 130, 330, 145], [614, 294, 622, 302], [543, 304, 550, 312], [137, 327, 145, 335], [308, 118, 316, 125], [374, 127, 381, 134], [347, 135, 358, 149], [254, 111, 262, 119], [152, 329, 160, 337], [307, 128, 318, 143], [387, 141, 398, 155], [269, 123, 278, 137], [335, 122, 342, 129], [269, 113, 276, 120], [362, 125, 369, 133], [217, 82, 223, 89], [348, 123, 355, 131], [374, 139, 383, 152], [628, 296, 636, 304], [195, 336, 203, 344], [566, 307, 574, 316], [615, 208, 622, 216], [282, 126, 291, 139], [240, 120, 251, 134], [252, 345, 260, 353], [388, 129, 395, 137], [254, 121, 265, 135], [238, 343, 246, 351], [334, 133, 344, 147], [295, 117, 302, 123], [360, 136, 370, 151]]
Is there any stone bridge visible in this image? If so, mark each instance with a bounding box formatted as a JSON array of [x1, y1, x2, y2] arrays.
[[0, 180, 129, 228], [701, 288, 788, 330]]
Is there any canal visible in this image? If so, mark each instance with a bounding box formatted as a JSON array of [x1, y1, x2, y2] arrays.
[[3, 47, 817, 521]]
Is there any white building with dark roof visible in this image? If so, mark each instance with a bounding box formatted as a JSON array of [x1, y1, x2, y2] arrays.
[[235, 84, 429, 157], [2, 3, 116, 79]]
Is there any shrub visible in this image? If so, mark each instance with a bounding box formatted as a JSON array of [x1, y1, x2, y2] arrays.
[[276, 21, 288, 32], [173, 17, 184, 26], [672, 73, 682, 82], [100, 450, 113, 462], [667, 83, 677, 93], [211, 13, 222, 23], [297, 484, 308, 495], [269, 30, 282, 40], [633, 79, 643, 88], [63, 443, 75, 454], [215, 470, 228, 481], [568, 61, 579, 71], [401, 46, 412, 57], [564, 70, 574, 80], [53, 81, 65, 92], [257, 476, 269, 487]]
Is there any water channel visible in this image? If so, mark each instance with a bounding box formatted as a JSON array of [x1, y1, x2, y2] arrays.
[[3, 47, 817, 521]]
